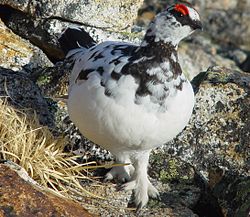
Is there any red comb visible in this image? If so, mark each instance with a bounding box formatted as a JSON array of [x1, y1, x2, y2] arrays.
[[174, 4, 189, 15]]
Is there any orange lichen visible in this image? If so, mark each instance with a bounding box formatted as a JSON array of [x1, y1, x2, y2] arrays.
[[0, 19, 32, 69]]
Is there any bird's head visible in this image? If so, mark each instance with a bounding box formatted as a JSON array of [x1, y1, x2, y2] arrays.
[[144, 2, 202, 47]]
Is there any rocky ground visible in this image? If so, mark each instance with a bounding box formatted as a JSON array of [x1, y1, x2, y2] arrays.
[[0, 0, 249, 217]]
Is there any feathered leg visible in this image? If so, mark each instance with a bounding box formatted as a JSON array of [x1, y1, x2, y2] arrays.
[[121, 150, 159, 209]]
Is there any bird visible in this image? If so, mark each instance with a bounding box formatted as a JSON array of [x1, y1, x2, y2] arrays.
[[59, 2, 202, 209]]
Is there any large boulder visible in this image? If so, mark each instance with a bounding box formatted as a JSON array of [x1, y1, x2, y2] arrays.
[[0, 0, 143, 31], [0, 162, 93, 217], [0, 19, 52, 71], [0, 0, 144, 61], [0, 67, 54, 127], [178, 37, 240, 80], [165, 66, 250, 176], [191, 0, 250, 50]]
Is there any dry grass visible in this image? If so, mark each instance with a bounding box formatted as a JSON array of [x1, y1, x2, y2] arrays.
[[0, 99, 102, 200]]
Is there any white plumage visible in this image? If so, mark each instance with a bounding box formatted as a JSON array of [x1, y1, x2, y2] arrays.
[[59, 2, 202, 209]]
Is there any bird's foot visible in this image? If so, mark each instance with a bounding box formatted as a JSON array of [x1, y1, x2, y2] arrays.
[[148, 181, 160, 199], [104, 164, 134, 183], [121, 177, 160, 209]]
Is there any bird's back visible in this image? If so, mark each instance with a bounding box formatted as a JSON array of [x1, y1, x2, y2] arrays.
[[67, 40, 139, 91]]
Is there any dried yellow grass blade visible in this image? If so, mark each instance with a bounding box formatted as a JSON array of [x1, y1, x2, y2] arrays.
[[0, 99, 104, 202]]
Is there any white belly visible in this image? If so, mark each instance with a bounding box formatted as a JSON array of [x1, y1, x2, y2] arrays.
[[68, 74, 194, 154]]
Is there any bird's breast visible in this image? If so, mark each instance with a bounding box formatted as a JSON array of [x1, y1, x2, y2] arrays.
[[68, 73, 194, 152]]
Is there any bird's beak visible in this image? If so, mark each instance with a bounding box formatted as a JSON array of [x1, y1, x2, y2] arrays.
[[191, 20, 203, 30]]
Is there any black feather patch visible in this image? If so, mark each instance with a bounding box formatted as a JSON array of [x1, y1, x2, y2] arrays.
[[111, 71, 122, 81], [76, 68, 95, 81]]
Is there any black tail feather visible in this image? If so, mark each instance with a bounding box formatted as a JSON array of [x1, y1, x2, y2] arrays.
[[58, 27, 96, 55]]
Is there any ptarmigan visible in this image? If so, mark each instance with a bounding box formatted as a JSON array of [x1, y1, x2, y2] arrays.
[[59, 2, 202, 209]]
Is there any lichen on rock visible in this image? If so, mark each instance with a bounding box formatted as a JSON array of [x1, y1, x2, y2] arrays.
[[0, 19, 52, 71], [165, 66, 250, 176]]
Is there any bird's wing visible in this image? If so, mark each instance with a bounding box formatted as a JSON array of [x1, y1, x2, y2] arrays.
[[68, 41, 139, 86]]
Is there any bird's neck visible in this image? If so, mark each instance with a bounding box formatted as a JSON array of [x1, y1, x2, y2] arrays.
[[135, 31, 183, 81], [141, 18, 184, 46], [138, 32, 178, 64]]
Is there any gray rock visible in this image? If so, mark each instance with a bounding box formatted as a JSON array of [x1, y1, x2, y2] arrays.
[[164, 66, 250, 176], [0, 19, 52, 71], [0, 67, 54, 127], [241, 54, 250, 72], [0, 0, 143, 61], [1, 0, 143, 31], [179, 36, 240, 80], [203, 8, 250, 50], [220, 49, 248, 67], [82, 158, 200, 217]]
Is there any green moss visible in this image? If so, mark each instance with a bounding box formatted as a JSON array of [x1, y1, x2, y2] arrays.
[[150, 152, 166, 163], [147, 198, 165, 208], [36, 74, 52, 86], [207, 70, 229, 83], [159, 159, 179, 183]]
